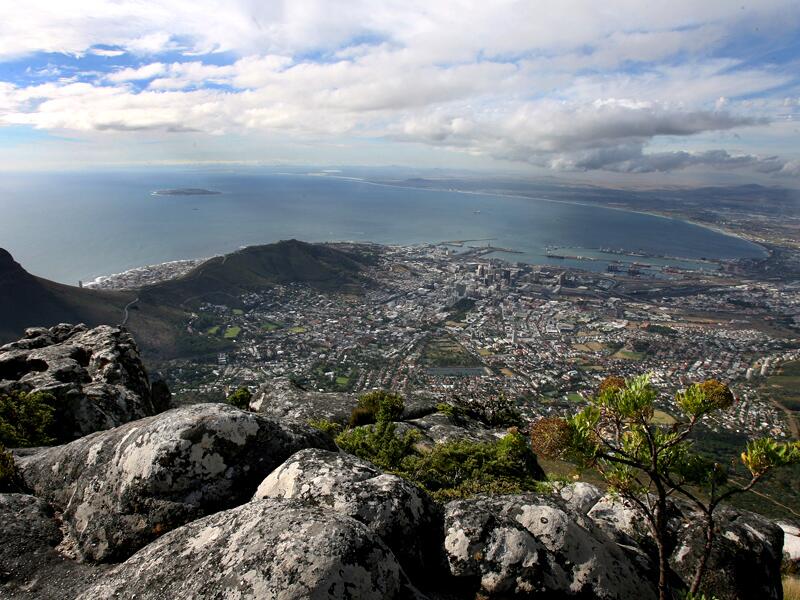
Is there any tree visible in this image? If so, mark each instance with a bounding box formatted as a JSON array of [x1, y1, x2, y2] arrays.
[[225, 387, 252, 410], [537, 374, 800, 600]]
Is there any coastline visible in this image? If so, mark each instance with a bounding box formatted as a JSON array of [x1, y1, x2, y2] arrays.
[[347, 176, 770, 258], [76, 176, 769, 287], [85, 258, 210, 290]]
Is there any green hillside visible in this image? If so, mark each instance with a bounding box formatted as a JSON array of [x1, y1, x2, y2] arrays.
[[0, 241, 370, 360]]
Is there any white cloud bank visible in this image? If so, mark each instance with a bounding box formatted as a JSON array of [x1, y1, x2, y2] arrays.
[[0, 0, 798, 176]]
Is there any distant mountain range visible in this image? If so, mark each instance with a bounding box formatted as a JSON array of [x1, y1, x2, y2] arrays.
[[0, 240, 370, 359]]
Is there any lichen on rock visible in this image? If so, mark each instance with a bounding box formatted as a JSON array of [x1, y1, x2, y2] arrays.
[[16, 403, 336, 562]]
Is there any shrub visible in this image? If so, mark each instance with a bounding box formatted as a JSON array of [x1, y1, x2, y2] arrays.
[[436, 402, 458, 418], [337, 390, 543, 501], [405, 430, 544, 501], [225, 386, 252, 410], [348, 390, 405, 426], [308, 418, 343, 438], [530, 416, 573, 459], [335, 420, 420, 472], [561, 374, 800, 600], [0, 390, 56, 447]]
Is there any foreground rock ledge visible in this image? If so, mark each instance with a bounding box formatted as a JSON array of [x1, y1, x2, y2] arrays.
[[444, 493, 658, 600], [75, 498, 423, 600], [255, 448, 446, 580], [17, 403, 336, 562]]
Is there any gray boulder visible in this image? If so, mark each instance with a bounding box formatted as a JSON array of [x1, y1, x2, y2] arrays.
[[0, 493, 109, 600], [76, 498, 424, 600], [443, 493, 658, 599], [250, 379, 437, 425], [250, 376, 358, 423], [0, 323, 168, 441], [588, 494, 785, 599], [407, 411, 506, 446], [17, 403, 336, 562], [558, 482, 604, 515], [670, 506, 784, 600], [254, 448, 445, 580]]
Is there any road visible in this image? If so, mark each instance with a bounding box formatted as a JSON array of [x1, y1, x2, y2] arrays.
[[121, 297, 139, 326]]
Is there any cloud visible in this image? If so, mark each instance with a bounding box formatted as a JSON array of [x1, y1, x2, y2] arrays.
[[0, 1, 798, 176], [107, 63, 166, 82]]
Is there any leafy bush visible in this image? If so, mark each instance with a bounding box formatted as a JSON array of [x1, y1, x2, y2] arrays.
[[436, 402, 460, 418], [348, 390, 405, 426], [337, 389, 543, 502], [561, 374, 800, 600], [0, 390, 56, 447], [530, 416, 572, 459], [405, 430, 543, 500], [308, 418, 343, 438], [225, 386, 252, 410], [336, 420, 420, 472]]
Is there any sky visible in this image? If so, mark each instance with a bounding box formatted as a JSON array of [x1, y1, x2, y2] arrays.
[[0, 0, 799, 184]]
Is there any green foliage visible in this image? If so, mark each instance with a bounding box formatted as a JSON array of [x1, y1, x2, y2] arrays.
[[741, 438, 800, 476], [336, 388, 543, 501], [677, 380, 734, 418], [348, 390, 405, 426], [0, 390, 56, 447], [335, 420, 420, 472], [0, 443, 16, 490], [225, 386, 252, 410], [436, 402, 459, 418], [308, 418, 343, 438], [557, 373, 798, 600], [595, 373, 655, 420]]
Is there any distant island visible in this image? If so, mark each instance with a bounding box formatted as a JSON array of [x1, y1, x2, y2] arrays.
[[152, 188, 222, 196]]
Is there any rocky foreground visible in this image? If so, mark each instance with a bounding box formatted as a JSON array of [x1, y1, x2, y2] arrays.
[[0, 325, 788, 600]]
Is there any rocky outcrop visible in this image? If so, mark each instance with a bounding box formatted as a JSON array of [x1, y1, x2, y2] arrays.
[[0, 323, 168, 441], [254, 448, 445, 580], [406, 411, 506, 446], [781, 521, 800, 563], [587, 492, 785, 600], [443, 491, 658, 599], [17, 403, 336, 562], [0, 494, 109, 600], [250, 379, 437, 425], [75, 498, 423, 600], [250, 376, 358, 422], [670, 506, 784, 600]]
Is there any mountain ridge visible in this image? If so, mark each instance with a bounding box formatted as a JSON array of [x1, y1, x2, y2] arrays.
[[0, 240, 371, 359]]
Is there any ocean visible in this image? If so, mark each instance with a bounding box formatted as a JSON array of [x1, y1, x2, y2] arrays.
[[0, 169, 766, 285]]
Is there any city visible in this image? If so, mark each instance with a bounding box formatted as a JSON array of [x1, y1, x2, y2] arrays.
[[95, 241, 800, 442]]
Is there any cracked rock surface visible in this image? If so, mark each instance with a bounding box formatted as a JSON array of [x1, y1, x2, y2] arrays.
[[0, 323, 168, 441], [16, 403, 336, 562], [74, 498, 424, 600], [442, 491, 658, 600], [255, 448, 446, 581]]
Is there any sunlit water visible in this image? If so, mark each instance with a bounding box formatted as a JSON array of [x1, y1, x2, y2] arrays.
[[0, 169, 766, 284]]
